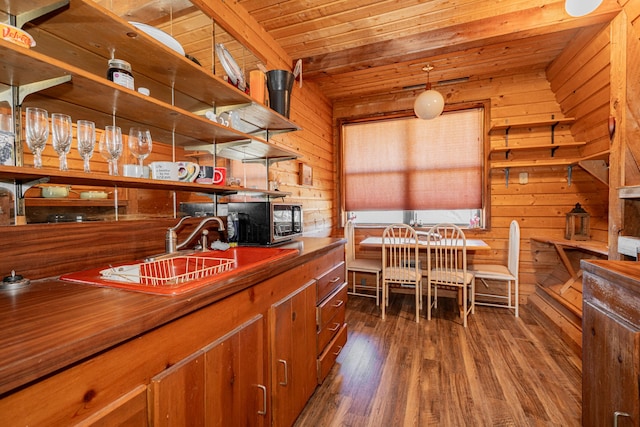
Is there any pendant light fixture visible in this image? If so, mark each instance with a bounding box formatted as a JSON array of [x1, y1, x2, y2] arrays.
[[564, 0, 603, 16], [413, 64, 444, 120]]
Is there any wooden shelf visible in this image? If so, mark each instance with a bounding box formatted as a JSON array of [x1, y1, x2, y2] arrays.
[[0, 40, 299, 162], [0, 165, 290, 197], [490, 117, 575, 132], [0, 0, 301, 219], [490, 158, 576, 169], [490, 141, 586, 156], [25, 197, 127, 207]]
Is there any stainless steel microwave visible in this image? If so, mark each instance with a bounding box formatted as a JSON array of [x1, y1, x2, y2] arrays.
[[227, 202, 303, 245]]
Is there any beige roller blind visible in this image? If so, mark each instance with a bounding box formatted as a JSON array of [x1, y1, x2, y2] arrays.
[[343, 108, 483, 211]]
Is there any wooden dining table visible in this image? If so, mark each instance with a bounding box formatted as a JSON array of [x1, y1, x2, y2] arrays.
[[360, 235, 491, 251]]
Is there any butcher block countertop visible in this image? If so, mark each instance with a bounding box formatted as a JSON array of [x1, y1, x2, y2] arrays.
[[0, 237, 345, 396]]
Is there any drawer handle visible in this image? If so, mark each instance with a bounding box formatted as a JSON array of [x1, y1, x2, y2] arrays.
[[332, 299, 344, 308], [328, 322, 341, 332], [257, 384, 267, 416], [278, 359, 288, 386], [614, 411, 630, 427], [333, 345, 343, 357], [329, 276, 340, 284]]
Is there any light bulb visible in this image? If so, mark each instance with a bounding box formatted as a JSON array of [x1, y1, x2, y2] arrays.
[[565, 0, 603, 17], [414, 89, 444, 120]]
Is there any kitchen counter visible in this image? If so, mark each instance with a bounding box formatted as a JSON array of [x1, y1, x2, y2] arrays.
[[0, 237, 345, 396]]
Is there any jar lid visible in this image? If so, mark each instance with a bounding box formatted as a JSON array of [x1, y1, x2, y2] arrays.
[[108, 59, 132, 72]]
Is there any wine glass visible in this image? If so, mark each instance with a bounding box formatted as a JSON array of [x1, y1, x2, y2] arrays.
[[128, 127, 152, 176], [51, 113, 72, 171], [98, 132, 113, 175], [76, 120, 96, 173], [25, 107, 49, 168], [99, 125, 122, 175]]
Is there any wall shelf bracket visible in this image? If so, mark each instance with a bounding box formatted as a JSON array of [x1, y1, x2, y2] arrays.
[[567, 165, 573, 186], [504, 167, 510, 188], [18, 75, 72, 105], [10, 0, 69, 29]]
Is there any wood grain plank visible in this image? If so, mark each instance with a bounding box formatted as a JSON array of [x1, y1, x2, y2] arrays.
[[294, 296, 582, 426]]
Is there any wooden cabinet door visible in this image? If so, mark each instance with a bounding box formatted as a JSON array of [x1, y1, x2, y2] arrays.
[[270, 279, 318, 427], [583, 302, 640, 427], [204, 314, 267, 427], [148, 351, 206, 427], [77, 385, 148, 427]]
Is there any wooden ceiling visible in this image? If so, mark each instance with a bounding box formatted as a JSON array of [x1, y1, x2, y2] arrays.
[[95, 0, 621, 101]]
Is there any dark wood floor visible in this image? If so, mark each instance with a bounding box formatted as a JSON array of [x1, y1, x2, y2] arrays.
[[295, 294, 582, 426]]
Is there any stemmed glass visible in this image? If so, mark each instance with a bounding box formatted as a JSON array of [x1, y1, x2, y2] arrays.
[[76, 120, 96, 173], [128, 127, 152, 177], [51, 113, 72, 171], [25, 107, 49, 168], [99, 125, 122, 175]]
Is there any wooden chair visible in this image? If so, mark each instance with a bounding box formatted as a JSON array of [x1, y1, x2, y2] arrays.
[[425, 223, 475, 327], [345, 220, 382, 305], [381, 224, 422, 323], [469, 219, 520, 317]]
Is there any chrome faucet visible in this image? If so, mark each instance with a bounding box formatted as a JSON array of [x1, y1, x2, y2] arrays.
[[166, 216, 226, 253]]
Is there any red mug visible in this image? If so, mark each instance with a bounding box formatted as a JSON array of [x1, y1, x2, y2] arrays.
[[213, 167, 226, 185], [196, 166, 226, 184]]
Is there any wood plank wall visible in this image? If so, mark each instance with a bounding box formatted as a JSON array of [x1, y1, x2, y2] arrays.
[[333, 65, 610, 302]]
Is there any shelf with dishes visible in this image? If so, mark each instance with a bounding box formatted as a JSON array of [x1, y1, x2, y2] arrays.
[[0, 165, 292, 198], [0, 39, 299, 164], [0, 0, 301, 224], [21, 0, 300, 136]]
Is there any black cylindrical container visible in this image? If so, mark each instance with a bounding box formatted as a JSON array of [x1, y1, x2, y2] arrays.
[[266, 70, 295, 118]]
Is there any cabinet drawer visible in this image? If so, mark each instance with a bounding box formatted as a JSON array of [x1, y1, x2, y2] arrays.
[[317, 283, 347, 340], [317, 308, 345, 356], [317, 323, 347, 384], [317, 284, 347, 355], [317, 261, 345, 303]]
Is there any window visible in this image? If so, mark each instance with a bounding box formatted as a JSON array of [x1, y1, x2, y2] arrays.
[[342, 108, 484, 227]]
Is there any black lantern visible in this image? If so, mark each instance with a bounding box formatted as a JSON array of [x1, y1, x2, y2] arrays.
[[565, 203, 590, 241]]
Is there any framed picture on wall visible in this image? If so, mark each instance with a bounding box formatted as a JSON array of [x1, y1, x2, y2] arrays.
[[299, 163, 312, 186]]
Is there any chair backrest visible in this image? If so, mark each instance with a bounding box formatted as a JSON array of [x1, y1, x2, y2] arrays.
[[508, 220, 521, 276], [345, 220, 356, 266], [382, 224, 420, 285], [426, 223, 468, 284]]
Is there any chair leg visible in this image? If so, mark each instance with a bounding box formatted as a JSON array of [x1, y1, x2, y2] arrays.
[[515, 279, 519, 318], [462, 285, 467, 327], [381, 282, 386, 320], [471, 279, 475, 315], [427, 282, 432, 320], [415, 286, 420, 323], [375, 271, 380, 307]]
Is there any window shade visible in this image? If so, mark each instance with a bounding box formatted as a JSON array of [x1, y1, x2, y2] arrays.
[[343, 109, 483, 211]]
